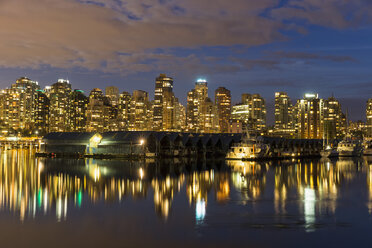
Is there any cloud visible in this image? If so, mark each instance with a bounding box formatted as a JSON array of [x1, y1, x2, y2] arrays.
[[271, 0, 372, 29], [0, 0, 368, 74], [0, 0, 284, 72], [271, 51, 356, 63]]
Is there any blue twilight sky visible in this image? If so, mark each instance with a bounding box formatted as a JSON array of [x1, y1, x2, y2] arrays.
[[0, 0, 371, 124]]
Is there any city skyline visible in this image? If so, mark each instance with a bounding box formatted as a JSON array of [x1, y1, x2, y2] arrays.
[[0, 74, 369, 125], [0, 1, 371, 122], [0, 75, 370, 139]]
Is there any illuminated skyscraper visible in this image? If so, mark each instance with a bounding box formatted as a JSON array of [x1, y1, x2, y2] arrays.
[[129, 90, 152, 131], [274, 92, 295, 137], [295, 94, 324, 139], [118, 91, 131, 131], [69, 90, 88, 132], [367, 99, 372, 138], [33, 90, 50, 135], [323, 96, 343, 140], [186, 79, 218, 132], [200, 97, 219, 133], [0, 77, 40, 134], [153, 74, 175, 131], [174, 99, 186, 131], [86, 88, 111, 132], [215, 87, 231, 133], [105, 86, 119, 106], [231, 93, 266, 133], [49, 79, 72, 132]]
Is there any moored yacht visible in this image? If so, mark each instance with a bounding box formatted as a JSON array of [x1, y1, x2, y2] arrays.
[[320, 145, 339, 158], [226, 132, 269, 160], [364, 140, 372, 156], [337, 137, 363, 157]]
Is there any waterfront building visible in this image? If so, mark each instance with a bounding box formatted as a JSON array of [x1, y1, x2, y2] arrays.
[[118, 91, 131, 131], [295, 93, 324, 139], [69, 90, 88, 132], [230, 93, 266, 134], [105, 86, 119, 106], [153, 74, 175, 131], [215, 87, 231, 133], [274, 92, 295, 138], [186, 79, 218, 133], [200, 97, 219, 133], [86, 88, 111, 132], [228, 119, 245, 134], [129, 90, 152, 131], [174, 99, 186, 131], [323, 96, 343, 140], [368, 99, 372, 138], [49, 79, 72, 132], [33, 90, 50, 135], [0, 77, 40, 135]]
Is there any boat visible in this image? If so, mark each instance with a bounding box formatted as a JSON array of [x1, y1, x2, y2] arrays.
[[363, 140, 372, 156], [226, 130, 269, 160], [337, 137, 363, 157], [320, 145, 339, 158], [320, 128, 338, 158]]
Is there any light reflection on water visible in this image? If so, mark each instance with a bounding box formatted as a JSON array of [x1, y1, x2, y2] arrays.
[[1, 149, 372, 246]]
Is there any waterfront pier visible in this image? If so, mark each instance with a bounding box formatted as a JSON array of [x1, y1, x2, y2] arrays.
[[38, 131, 325, 159]]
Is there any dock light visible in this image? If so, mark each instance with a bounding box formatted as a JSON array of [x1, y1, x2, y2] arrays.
[[139, 139, 145, 145], [139, 168, 144, 179], [93, 135, 101, 143]]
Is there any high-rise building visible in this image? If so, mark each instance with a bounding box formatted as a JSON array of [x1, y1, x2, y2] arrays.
[[129, 90, 152, 131], [118, 91, 131, 131], [231, 93, 266, 133], [0, 77, 40, 134], [274, 92, 295, 137], [153, 74, 175, 131], [174, 99, 186, 131], [367, 98, 372, 138], [69, 90, 88, 132], [215, 87, 231, 133], [295, 93, 324, 139], [86, 88, 111, 132], [200, 97, 219, 133], [33, 90, 50, 136], [323, 96, 343, 140], [49, 79, 72, 132], [186, 79, 218, 133], [105, 86, 119, 106]]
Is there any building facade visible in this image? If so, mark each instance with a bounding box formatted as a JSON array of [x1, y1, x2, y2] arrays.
[[367, 99, 372, 138], [215, 87, 231, 133], [69, 90, 88, 132], [295, 94, 324, 139], [49, 79, 72, 132], [153, 74, 175, 131]]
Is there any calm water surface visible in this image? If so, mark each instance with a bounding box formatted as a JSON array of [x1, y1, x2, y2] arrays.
[[1, 149, 372, 247]]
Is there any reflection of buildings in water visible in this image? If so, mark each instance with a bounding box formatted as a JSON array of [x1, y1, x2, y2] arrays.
[[366, 161, 372, 214], [297, 160, 341, 231], [274, 164, 297, 214], [186, 170, 213, 225], [0, 149, 43, 221], [0, 150, 232, 222], [152, 175, 185, 219], [229, 161, 267, 203]]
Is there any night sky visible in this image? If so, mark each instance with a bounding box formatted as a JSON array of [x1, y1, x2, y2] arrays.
[[0, 0, 371, 124]]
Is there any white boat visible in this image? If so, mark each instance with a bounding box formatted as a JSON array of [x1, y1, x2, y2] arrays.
[[320, 145, 339, 158], [226, 131, 269, 160], [320, 129, 338, 158], [363, 140, 372, 156], [337, 137, 363, 157]]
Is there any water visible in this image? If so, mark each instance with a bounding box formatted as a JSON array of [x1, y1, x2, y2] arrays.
[[1, 149, 372, 247]]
